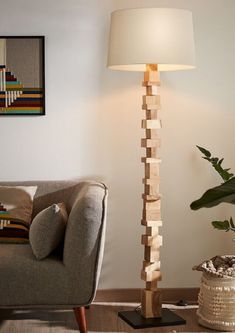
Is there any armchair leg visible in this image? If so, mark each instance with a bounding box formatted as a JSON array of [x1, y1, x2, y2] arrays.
[[74, 307, 87, 333]]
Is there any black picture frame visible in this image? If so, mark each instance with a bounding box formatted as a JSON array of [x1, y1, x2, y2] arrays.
[[0, 36, 45, 116]]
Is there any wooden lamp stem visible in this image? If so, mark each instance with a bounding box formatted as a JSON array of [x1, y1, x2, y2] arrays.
[[141, 64, 162, 318]]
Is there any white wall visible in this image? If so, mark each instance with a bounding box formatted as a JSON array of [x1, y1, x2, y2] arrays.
[[1, 0, 235, 288]]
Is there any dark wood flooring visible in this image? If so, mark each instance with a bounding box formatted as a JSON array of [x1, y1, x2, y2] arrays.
[[0, 303, 221, 332]]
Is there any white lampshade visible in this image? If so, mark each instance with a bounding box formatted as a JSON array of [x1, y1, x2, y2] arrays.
[[107, 8, 195, 71]]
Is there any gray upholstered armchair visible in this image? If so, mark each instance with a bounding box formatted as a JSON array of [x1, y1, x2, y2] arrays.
[[0, 180, 108, 333]]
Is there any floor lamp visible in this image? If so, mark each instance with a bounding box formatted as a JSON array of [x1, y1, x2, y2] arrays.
[[107, 8, 195, 329]]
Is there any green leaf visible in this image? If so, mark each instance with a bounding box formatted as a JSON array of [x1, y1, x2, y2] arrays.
[[230, 217, 235, 228], [211, 158, 219, 164], [212, 220, 230, 230], [195, 146, 234, 182], [190, 177, 235, 210], [196, 145, 211, 158], [203, 157, 211, 161]]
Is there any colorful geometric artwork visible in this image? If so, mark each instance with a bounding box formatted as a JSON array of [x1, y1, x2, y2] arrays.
[[0, 36, 45, 115], [0, 203, 11, 229]]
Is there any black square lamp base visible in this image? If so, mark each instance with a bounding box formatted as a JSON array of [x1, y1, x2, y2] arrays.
[[118, 308, 186, 329]]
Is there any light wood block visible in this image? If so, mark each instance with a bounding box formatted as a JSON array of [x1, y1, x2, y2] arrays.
[[144, 246, 160, 262], [146, 147, 158, 158], [146, 226, 161, 236], [142, 193, 161, 201], [141, 269, 162, 282], [142, 177, 160, 185], [143, 260, 161, 272], [146, 280, 158, 291], [141, 119, 161, 129], [143, 71, 160, 86], [142, 234, 162, 246], [146, 86, 152, 96], [144, 184, 159, 196], [145, 164, 159, 178], [142, 95, 161, 110], [151, 85, 158, 95], [146, 64, 158, 71], [141, 289, 162, 318], [141, 138, 161, 148], [144, 85, 158, 96], [143, 209, 161, 220], [146, 129, 158, 140], [141, 157, 161, 164], [141, 234, 163, 247], [141, 219, 162, 227], [143, 95, 160, 105], [144, 199, 161, 210], [146, 110, 158, 119]]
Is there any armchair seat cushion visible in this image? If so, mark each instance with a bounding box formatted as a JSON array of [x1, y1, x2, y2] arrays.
[[0, 243, 71, 307]]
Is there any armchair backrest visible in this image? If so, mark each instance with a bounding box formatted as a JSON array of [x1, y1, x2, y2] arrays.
[[0, 180, 85, 217]]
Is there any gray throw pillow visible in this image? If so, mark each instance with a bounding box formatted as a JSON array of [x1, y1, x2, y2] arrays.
[[29, 203, 68, 260]]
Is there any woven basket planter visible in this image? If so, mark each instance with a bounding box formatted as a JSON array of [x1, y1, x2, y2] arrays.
[[197, 272, 235, 331]]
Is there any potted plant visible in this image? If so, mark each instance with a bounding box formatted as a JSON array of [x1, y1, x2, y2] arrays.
[[190, 146, 235, 331]]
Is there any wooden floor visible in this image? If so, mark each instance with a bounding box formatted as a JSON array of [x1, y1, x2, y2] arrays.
[[0, 303, 219, 332]]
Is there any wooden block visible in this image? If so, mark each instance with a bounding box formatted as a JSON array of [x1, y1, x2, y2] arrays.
[[142, 104, 160, 111], [145, 86, 158, 96], [141, 234, 163, 247], [144, 184, 159, 196], [141, 138, 161, 148], [142, 177, 160, 185], [143, 96, 160, 105], [146, 226, 161, 236], [146, 110, 158, 119], [144, 246, 161, 262], [142, 234, 162, 246], [141, 289, 162, 318], [142, 207, 161, 221], [142, 194, 161, 201], [142, 95, 161, 110], [141, 157, 161, 164], [146, 280, 158, 291], [145, 164, 159, 178], [141, 269, 162, 282], [141, 119, 161, 129], [143, 208, 161, 220], [142, 105, 160, 112], [143, 260, 161, 272], [146, 86, 153, 96], [146, 147, 158, 158], [144, 185, 160, 197], [141, 219, 162, 227], [146, 130, 158, 140], [143, 71, 160, 86], [144, 199, 161, 210], [146, 64, 158, 71]]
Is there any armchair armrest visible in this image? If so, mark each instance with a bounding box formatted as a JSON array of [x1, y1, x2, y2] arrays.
[[63, 181, 107, 305]]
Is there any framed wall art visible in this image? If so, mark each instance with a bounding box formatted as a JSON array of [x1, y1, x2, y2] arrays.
[[0, 36, 45, 116]]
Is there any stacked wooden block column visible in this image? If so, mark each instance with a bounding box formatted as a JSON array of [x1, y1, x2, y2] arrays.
[[141, 65, 162, 318]]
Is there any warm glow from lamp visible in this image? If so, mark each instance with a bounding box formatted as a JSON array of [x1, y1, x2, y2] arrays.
[[107, 8, 195, 71]]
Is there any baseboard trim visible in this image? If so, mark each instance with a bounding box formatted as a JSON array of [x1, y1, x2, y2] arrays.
[[95, 288, 199, 304]]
